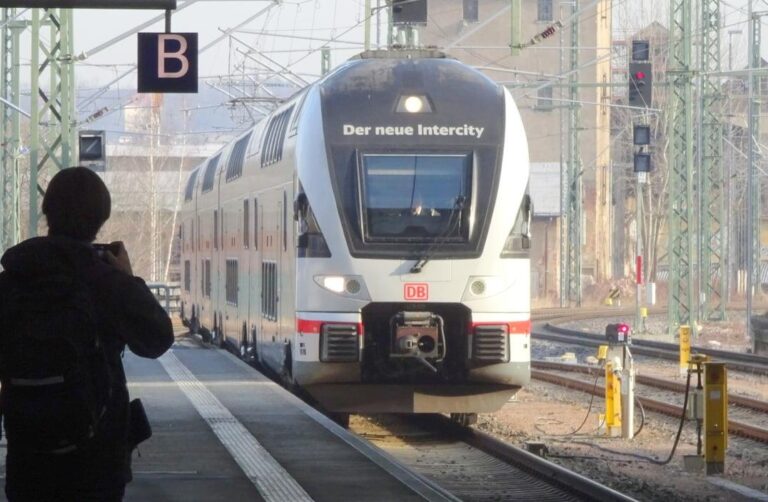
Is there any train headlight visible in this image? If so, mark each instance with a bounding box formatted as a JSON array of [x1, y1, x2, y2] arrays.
[[462, 276, 509, 300], [322, 276, 346, 293], [314, 275, 371, 300], [396, 94, 433, 113]]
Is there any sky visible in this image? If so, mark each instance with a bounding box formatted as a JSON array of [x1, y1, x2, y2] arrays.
[[70, 0, 374, 88], [6, 0, 763, 89]]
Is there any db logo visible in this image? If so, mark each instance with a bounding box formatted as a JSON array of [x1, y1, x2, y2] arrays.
[[404, 283, 429, 301]]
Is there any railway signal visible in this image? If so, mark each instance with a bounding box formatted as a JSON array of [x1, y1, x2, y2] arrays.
[[628, 62, 653, 108]]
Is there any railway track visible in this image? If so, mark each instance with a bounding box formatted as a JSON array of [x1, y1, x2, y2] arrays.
[[531, 360, 768, 444], [533, 322, 768, 376], [351, 414, 636, 502]]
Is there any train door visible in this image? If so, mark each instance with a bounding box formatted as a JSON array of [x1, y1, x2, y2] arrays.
[[259, 192, 282, 372], [222, 202, 240, 347], [249, 196, 261, 358], [277, 194, 286, 373], [279, 188, 296, 378]]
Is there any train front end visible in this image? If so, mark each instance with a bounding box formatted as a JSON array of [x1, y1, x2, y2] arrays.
[[293, 51, 530, 414]]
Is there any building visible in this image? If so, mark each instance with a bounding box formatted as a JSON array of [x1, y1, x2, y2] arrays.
[[421, 0, 612, 302]]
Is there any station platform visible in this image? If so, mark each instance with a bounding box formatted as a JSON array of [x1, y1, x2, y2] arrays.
[[0, 335, 454, 502]]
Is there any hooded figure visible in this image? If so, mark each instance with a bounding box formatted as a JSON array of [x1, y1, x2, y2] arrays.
[[0, 167, 173, 502]]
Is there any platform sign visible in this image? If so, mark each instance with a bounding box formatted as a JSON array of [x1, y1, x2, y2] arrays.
[[138, 32, 198, 93]]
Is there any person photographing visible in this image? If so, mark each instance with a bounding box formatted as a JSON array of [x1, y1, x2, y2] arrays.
[[0, 166, 174, 501]]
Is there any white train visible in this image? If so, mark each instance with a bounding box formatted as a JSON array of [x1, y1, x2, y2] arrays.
[[180, 50, 531, 419]]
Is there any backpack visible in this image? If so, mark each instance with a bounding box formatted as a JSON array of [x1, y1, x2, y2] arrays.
[[0, 270, 112, 455]]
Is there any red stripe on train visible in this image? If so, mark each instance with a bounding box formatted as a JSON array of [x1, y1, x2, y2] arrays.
[[296, 319, 363, 335]]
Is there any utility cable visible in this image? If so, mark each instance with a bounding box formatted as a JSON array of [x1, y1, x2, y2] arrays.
[[549, 369, 692, 465]]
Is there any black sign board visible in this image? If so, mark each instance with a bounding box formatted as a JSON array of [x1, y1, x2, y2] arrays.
[[138, 32, 198, 93]]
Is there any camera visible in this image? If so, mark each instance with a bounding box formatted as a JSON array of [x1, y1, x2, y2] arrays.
[[93, 243, 119, 259]]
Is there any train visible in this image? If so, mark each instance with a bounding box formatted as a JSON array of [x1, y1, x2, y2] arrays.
[[179, 49, 531, 421]]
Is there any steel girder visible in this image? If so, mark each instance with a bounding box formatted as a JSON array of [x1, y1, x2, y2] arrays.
[[667, 0, 697, 336], [28, 8, 75, 237], [699, 0, 726, 320]]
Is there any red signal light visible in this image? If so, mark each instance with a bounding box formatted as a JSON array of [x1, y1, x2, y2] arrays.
[[635, 71, 646, 79], [618, 323, 629, 333]]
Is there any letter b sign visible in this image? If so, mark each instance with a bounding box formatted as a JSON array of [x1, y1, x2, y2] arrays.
[[138, 32, 198, 93]]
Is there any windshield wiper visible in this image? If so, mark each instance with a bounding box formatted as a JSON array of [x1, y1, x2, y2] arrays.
[[410, 196, 465, 274]]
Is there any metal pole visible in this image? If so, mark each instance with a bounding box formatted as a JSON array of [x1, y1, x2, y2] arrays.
[[566, 0, 583, 306], [667, 0, 697, 338], [747, 6, 761, 353], [510, 0, 521, 56], [364, 0, 371, 51], [636, 173, 644, 330], [699, 0, 725, 321], [28, 8, 39, 238]]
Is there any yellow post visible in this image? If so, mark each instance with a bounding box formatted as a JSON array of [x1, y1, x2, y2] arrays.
[[704, 363, 727, 475], [604, 360, 621, 436], [679, 325, 691, 377]]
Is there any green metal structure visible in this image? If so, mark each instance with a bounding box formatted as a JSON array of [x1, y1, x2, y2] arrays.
[[699, 0, 726, 321], [28, 8, 75, 237], [747, 9, 762, 351], [561, 0, 583, 306], [0, 8, 22, 254], [667, 0, 697, 336]]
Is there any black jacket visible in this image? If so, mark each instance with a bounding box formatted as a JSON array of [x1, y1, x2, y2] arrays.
[[0, 236, 174, 499]]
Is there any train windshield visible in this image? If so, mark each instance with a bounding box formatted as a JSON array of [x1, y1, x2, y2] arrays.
[[360, 154, 471, 242]]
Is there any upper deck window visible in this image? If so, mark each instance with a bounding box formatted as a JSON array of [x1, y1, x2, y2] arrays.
[[201, 153, 221, 193], [225, 132, 253, 182], [359, 154, 471, 243], [261, 105, 294, 167], [184, 168, 199, 201]]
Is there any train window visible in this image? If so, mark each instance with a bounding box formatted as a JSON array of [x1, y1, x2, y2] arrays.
[[247, 122, 266, 158], [254, 198, 259, 250], [201, 153, 221, 193], [225, 259, 238, 306], [184, 168, 199, 201], [226, 132, 253, 182], [260, 105, 294, 167], [213, 210, 219, 250], [243, 199, 250, 248], [202, 259, 211, 297], [261, 261, 277, 321], [295, 188, 331, 258], [359, 154, 471, 243], [501, 194, 533, 258], [288, 91, 307, 137], [184, 260, 191, 292]]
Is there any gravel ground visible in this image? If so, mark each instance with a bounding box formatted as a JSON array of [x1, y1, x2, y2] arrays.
[[480, 312, 768, 501]]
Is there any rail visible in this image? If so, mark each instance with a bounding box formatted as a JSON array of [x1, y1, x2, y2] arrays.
[[147, 282, 181, 313]]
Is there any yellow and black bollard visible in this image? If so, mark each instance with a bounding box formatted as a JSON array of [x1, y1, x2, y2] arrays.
[[704, 362, 727, 475], [679, 325, 692, 377], [604, 358, 622, 436]]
